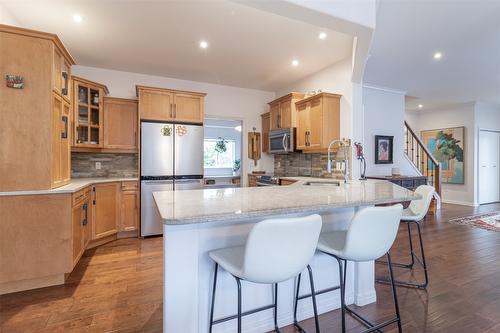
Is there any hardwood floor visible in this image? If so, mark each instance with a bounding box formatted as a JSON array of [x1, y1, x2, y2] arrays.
[[0, 203, 499, 333]]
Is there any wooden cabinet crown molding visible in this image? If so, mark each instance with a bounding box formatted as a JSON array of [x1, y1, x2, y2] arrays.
[[0, 24, 75, 65], [136, 85, 207, 97], [72, 76, 109, 95], [267, 92, 305, 106], [294, 92, 342, 106]]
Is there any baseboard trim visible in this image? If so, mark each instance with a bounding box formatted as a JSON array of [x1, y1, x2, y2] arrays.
[[442, 200, 479, 207]]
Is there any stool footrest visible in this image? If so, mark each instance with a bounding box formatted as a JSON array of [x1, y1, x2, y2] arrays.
[[296, 284, 340, 301], [212, 304, 275, 325], [345, 305, 399, 333], [376, 277, 428, 289]]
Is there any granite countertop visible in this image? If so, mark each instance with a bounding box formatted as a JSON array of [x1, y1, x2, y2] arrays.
[[0, 177, 139, 196], [153, 178, 419, 225]]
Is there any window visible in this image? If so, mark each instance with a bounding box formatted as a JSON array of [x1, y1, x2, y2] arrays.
[[204, 139, 236, 168]]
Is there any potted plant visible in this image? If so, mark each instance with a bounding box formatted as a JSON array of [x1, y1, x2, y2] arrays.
[[233, 158, 241, 175]]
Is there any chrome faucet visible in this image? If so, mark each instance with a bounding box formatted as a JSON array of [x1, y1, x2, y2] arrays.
[[327, 139, 349, 183]]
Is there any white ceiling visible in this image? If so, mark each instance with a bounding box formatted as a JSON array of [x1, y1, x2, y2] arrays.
[[1, 0, 353, 92], [364, 0, 500, 110]]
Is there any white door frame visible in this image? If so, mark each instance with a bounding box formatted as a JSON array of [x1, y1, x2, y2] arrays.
[[477, 128, 500, 205]]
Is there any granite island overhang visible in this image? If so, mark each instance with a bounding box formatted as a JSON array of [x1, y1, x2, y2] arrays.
[[153, 179, 419, 333]]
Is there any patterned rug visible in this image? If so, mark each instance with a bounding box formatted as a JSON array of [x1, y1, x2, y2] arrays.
[[448, 211, 500, 232]]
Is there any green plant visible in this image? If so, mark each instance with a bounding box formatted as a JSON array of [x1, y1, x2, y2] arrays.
[[233, 159, 241, 172], [214, 137, 227, 154]]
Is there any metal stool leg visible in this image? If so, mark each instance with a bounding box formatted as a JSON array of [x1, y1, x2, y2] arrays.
[[307, 265, 321, 333], [273, 283, 282, 333], [387, 253, 403, 333], [376, 222, 415, 268], [376, 220, 429, 289], [337, 258, 346, 333], [209, 263, 218, 333], [235, 277, 242, 333]]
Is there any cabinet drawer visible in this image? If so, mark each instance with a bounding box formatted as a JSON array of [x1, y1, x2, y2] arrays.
[[415, 178, 427, 187], [72, 187, 90, 206], [121, 181, 139, 191]]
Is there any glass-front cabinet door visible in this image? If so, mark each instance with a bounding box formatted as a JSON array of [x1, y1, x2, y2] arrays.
[[72, 77, 107, 147]]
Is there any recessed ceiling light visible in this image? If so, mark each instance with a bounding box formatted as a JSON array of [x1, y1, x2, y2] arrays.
[[72, 14, 83, 23], [418, 104, 423, 108], [433, 52, 442, 60], [318, 32, 327, 40], [199, 40, 208, 49], [291, 59, 299, 67]]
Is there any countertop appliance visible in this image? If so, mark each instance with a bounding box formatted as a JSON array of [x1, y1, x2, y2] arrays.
[[269, 128, 295, 154], [140, 121, 204, 236], [256, 175, 280, 186]]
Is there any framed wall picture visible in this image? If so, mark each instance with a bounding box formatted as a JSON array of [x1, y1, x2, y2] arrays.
[[375, 135, 394, 164], [421, 126, 465, 184]]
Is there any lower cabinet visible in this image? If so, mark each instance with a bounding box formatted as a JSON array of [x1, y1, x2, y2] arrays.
[[71, 187, 91, 266], [120, 181, 139, 232], [92, 182, 120, 239]]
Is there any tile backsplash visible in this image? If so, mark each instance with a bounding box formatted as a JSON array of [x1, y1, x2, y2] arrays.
[[274, 147, 352, 179], [71, 153, 138, 178]]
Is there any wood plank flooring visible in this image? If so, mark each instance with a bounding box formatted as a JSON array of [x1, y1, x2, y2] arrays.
[[0, 203, 499, 333]]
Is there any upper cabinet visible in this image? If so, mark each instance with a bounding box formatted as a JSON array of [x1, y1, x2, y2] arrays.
[[103, 97, 138, 150], [137, 85, 206, 123], [0, 25, 75, 191], [268, 92, 305, 130], [295, 92, 341, 152], [72, 76, 109, 148]]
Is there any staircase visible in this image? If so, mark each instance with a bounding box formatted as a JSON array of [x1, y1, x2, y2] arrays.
[[404, 121, 442, 205]]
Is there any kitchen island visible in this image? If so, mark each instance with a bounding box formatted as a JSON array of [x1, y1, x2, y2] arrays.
[[153, 179, 419, 333]]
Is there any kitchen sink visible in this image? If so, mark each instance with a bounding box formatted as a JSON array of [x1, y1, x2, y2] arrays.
[[303, 181, 341, 186]]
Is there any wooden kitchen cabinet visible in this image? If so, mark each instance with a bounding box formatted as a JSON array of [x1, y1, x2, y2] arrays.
[[137, 85, 206, 123], [120, 181, 139, 232], [296, 92, 341, 152], [268, 92, 305, 130], [71, 187, 91, 266], [261, 112, 270, 153], [92, 182, 119, 240], [0, 25, 75, 191], [72, 76, 109, 148], [103, 97, 138, 150]]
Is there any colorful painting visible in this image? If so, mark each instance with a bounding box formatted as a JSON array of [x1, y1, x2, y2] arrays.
[[421, 127, 465, 184]]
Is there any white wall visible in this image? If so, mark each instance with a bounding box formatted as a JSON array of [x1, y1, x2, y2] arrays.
[[0, 3, 19, 25], [72, 66, 275, 184], [363, 86, 417, 177], [405, 103, 476, 206]]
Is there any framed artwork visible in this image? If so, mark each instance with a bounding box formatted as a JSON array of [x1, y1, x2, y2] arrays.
[[375, 135, 394, 164], [421, 127, 464, 184]]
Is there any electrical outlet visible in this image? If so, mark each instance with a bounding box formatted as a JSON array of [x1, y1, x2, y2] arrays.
[[95, 162, 102, 170]]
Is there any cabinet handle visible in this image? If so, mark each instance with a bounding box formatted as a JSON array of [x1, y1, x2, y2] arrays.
[[61, 115, 68, 139], [82, 203, 88, 226], [62, 71, 68, 96], [170, 103, 173, 118], [174, 104, 177, 118]]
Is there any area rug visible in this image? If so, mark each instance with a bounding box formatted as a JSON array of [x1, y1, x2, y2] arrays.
[[448, 212, 500, 232]]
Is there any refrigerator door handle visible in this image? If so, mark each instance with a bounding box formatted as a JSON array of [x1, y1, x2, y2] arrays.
[[142, 180, 174, 185]]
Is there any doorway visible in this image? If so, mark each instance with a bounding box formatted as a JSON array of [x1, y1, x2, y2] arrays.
[[478, 129, 500, 204]]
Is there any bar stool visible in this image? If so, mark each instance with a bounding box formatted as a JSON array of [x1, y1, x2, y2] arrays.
[[314, 204, 404, 333], [208, 214, 323, 333], [376, 185, 435, 289]]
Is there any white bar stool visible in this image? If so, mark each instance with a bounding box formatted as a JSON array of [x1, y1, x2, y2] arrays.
[[315, 204, 404, 333], [208, 214, 323, 333], [376, 185, 435, 289]]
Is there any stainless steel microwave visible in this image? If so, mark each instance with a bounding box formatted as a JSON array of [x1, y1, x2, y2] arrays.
[[269, 128, 295, 154]]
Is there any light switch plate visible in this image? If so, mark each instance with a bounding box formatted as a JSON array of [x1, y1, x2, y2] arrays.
[[95, 162, 102, 170]]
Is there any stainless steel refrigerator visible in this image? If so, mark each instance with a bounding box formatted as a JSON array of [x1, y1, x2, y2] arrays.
[[140, 121, 204, 237]]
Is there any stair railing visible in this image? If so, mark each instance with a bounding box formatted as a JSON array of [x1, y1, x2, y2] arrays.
[[404, 121, 442, 197]]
